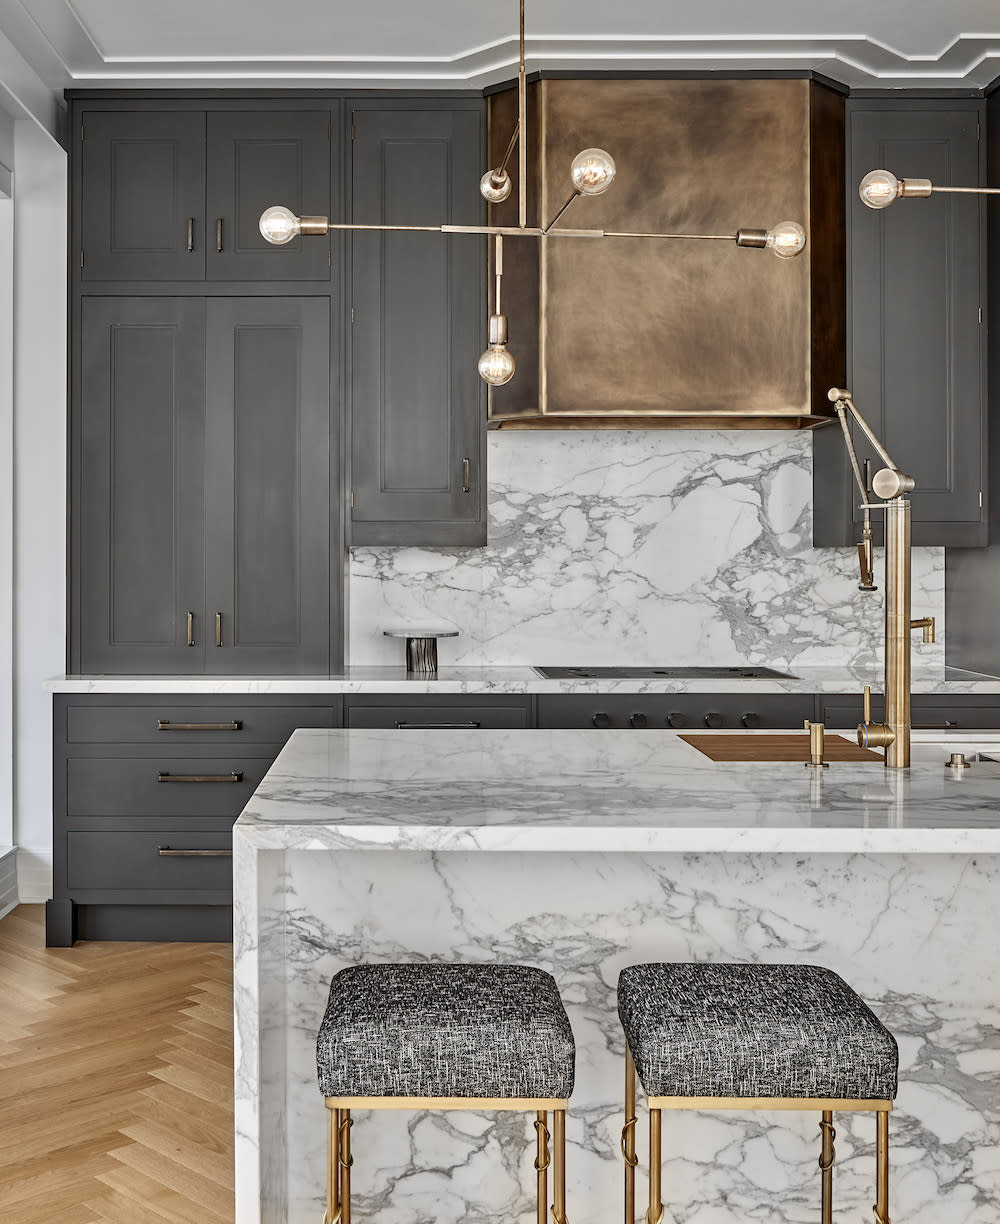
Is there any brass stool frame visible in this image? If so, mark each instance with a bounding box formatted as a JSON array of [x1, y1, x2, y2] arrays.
[[622, 1046, 892, 1224], [323, 1094, 569, 1224]]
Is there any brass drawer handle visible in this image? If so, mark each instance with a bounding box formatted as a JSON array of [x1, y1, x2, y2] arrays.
[[157, 720, 242, 731], [912, 722, 959, 729], [393, 721, 482, 729], [158, 846, 232, 857], [187, 217, 195, 252], [187, 611, 195, 647], [462, 457, 471, 493], [216, 611, 223, 647], [157, 771, 243, 783], [217, 217, 223, 252]]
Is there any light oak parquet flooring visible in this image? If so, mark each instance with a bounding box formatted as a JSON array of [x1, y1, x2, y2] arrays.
[[0, 906, 234, 1224]]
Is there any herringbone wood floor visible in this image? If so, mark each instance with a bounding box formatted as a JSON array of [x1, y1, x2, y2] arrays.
[[0, 905, 235, 1224]]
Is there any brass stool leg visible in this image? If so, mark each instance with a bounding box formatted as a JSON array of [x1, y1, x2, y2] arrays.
[[819, 1111, 836, 1224], [553, 1108, 568, 1224], [535, 1111, 551, 1224], [324, 1107, 342, 1224], [338, 1109, 353, 1224], [874, 1110, 890, 1224], [647, 1108, 663, 1224], [622, 1048, 638, 1224]]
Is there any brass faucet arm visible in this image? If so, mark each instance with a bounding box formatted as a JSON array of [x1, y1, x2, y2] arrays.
[[827, 389, 900, 476], [833, 404, 869, 504]]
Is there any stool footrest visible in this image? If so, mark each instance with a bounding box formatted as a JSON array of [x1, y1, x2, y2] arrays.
[[646, 1095, 893, 1112], [324, 1095, 568, 1112]]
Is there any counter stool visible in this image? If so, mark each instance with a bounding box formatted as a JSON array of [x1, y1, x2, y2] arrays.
[[617, 963, 898, 1224], [316, 962, 576, 1224]]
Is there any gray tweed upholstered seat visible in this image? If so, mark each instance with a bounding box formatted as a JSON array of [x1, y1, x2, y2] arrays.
[[317, 963, 576, 1100], [618, 963, 898, 1101]]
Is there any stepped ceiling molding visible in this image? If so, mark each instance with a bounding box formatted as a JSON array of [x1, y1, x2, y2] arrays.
[[1, 0, 1000, 91]]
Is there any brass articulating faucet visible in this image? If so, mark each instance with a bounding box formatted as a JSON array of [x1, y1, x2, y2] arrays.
[[828, 388, 937, 769]]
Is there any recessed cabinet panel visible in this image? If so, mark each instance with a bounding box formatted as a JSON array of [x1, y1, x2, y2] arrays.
[[206, 111, 332, 281], [79, 299, 206, 672], [351, 105, 486, 544], [81, 111, 206, 281], [204, 298, 332, 673]]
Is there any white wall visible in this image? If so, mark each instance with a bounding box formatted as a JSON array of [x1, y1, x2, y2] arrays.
[[0, 165, 11, 852], [12, 117, 66, 900]]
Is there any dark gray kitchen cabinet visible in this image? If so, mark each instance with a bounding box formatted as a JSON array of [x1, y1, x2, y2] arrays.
[[79, 106, 331, 283], [81, 111, 207, 281], [814, 100, 987, 547], [204, 298, 333, 673], [350, 102, 487, 546], [75, 297, 335, 674], [206, 110, 331, 281], [78, 298, 207, 672]]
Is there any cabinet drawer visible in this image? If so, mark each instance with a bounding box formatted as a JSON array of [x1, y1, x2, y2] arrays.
[[346, 704, 529, 730], [67, 757, 271, 817], [820, 696, 1000, 730], [65, 703, 335, 745], [67, 829, 233, 892]]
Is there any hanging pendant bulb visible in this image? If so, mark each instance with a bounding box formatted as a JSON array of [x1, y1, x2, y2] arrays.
[[570, 148, 617, 196], [766, 221, 807, 259], [259, 205, 301, 245], [859, 169, 902, 210], [478, 314, 515, 386], [480, 169, 513, 204]]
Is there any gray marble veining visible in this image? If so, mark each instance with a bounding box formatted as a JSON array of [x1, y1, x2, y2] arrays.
[[234, 729, 1000, 1224], [350, 431, 946, 671]]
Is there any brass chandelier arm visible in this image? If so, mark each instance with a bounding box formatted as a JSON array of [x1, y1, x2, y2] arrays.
[[605, 230, 738, 241], [518, 0, 527, 228], [931, 185, 1000, 195], [542, 191, 582, 234]]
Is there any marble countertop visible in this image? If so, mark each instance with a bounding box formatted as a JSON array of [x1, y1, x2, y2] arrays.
[[234, 727, 1000, 854], [43, 664, 1000, 695]]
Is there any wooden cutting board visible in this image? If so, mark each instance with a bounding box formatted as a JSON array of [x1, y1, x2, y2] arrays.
[[680, 733, 883, 763]]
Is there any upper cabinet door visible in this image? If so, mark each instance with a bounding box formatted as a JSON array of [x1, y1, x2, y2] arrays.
[[203, 298, 333, 674], [206, 111, 332, 281], [80, 111, 206, 282], [77, 298, 207, 672], [350, 105, 486, 546], [815, 102, 986, 547]]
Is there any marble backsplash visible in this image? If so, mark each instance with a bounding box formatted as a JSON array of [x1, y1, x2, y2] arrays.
[[349, 430, 945, 670]]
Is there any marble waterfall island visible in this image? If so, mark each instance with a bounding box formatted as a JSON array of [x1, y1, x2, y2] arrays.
[[234, 729, 1000, 1224]]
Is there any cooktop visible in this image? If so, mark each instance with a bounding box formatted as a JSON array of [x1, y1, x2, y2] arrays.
[[532, 665, 796, 680]]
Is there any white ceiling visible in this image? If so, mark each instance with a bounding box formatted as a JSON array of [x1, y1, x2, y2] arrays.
[[2, 0, 1000, 90]]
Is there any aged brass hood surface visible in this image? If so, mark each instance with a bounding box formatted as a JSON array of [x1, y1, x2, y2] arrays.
[[486, 78, 845, 429]]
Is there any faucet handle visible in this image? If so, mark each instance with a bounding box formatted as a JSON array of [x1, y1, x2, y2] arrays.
[[863, 684, 871, 724]]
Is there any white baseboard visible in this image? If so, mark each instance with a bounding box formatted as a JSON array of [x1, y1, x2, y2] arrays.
[[0, 845, 17, 917], [16, 847, 52, 904]]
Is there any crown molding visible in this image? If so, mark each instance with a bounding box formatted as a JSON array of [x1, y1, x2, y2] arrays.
[[3, 1, 1000, 92]]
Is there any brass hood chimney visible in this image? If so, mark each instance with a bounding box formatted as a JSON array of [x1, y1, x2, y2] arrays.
[[486, 77, 845, 429]]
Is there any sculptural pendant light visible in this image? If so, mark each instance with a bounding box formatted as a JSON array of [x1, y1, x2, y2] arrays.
[[859, 168, 1000, 209], [259, 0, 808, 386]]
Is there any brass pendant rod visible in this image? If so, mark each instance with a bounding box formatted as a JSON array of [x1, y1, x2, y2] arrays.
[[496, 119, 520, 179], [494, 234, 503, 315], [518, 0, 527, 229], [542, 190, 581, 234], [932, 185, 1000, 195], [604, 230, 737, 241]]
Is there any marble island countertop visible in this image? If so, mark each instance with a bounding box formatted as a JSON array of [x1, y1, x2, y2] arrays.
[[44, 663, 1000, 694], [234, 727, 1000, 854]]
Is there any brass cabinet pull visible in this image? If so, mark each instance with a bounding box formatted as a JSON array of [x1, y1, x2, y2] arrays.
[[912, 722, 958, 729], [157, 771, 243, 784], [216, 218, 223, 252], [216, 612, 223, 647], [462, 457, 471, 493], [186, 611, 195, 647], [157, 720, 242, 731], [187, 217, 195, 251], [158, 846, 232, 857], [393, 721, 482, 729]]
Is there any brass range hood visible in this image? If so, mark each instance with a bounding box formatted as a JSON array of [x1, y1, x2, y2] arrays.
[[486, 78, 846, 430]]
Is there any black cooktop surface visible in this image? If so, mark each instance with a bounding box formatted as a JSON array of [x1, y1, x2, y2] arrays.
[[532, 665, 796, 680]]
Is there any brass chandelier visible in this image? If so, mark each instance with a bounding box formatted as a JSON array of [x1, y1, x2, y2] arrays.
[[258, 1, 807, 387]]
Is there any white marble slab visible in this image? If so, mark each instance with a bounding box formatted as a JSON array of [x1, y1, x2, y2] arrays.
[[234, 729, 1000, 1224], [350, 430, 949, 671], [43, 664, 1000, 694], [236, 728, 1000, 854]]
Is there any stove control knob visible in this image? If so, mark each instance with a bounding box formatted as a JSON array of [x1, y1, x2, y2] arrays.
[[666, 712, 689, 729], [705, 712, 725, 729], [742, 712, 761, 729], [629, 712, 648, 729], [592, 711, 611, 728]]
